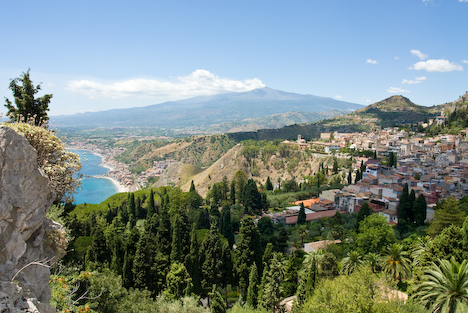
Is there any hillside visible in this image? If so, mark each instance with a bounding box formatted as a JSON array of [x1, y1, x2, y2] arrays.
[[50, 87, 362, 131], [157, 143, 341, 197], [228, 95, 441, 142]]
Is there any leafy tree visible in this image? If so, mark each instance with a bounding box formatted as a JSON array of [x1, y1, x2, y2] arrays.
[[319, 252, 339, 279], [413, 257, 468, 313], [4, 69, 52, 126], [297, 203, 307, 225], [257, 216, 275, 249], [357, 214, 396, 254], [427, 197, 466, 237], [233, 170, 247, 203], [421, 225, 464, 265], [164, 262, 193, 299]]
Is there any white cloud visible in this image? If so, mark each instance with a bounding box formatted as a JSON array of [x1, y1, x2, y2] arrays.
[[409, 59, 463, 72], [463, 60, 468, 64], [67, 69, 265, 100], [361, 97, 372, 103], [410, 50, 428, 60], [459, 0, 468, 2], [394, 56, 399, 60], [335, 95, 342, 99], [366, 59, 378, 64], [402, 76, 426, 84], [387, 87, 410, 94]]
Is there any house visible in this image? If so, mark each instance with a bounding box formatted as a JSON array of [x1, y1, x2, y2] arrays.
[[303, 239, 342, 253], [379, 208, 398, 224]]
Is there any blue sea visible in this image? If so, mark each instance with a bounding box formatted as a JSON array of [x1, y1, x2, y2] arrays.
[[70, 149, 119, 204]]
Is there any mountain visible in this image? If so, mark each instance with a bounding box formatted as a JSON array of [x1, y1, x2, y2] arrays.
[[50, 87, 362, 130]]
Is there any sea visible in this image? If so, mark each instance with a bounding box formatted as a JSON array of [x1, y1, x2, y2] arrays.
[[70, 149, 119, 204]]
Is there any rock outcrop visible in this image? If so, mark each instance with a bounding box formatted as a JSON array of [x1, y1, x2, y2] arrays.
[[0, 125, 59, 313]]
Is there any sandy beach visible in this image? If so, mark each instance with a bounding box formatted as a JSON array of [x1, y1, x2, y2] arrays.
[[93, 175, 128, 193]]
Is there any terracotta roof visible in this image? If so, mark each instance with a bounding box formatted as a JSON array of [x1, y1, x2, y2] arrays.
[[285, 210, 342, 225], [304, 239, 342, 251]]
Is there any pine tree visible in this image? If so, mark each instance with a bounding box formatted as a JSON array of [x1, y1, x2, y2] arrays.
[[297, 203, 306, 225], [246, 262, 259, 308]]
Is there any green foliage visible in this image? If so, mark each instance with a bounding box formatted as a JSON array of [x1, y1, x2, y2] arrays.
[[246, 262, 259, 308], [200, 224, 224, 294], [164, 262, 193, 299], [421, 225, 464, 266], [258, 253, 284, 311], [4, 69, 52, 126], [297, 203, 306, 225], [413, 257, 468, 313], [382, 243, 411, 282], [298, 267, 427, 313], [357, 214, 396, 254], [426, 197, 466, 237]]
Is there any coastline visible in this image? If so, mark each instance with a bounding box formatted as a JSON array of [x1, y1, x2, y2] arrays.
[[92, 175, 129, 193]]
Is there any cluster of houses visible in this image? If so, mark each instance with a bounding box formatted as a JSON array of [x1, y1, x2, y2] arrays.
[[268, 128, 468, 228]]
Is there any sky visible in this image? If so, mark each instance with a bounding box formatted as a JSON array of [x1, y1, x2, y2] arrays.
[[0, 0, 467, 116]]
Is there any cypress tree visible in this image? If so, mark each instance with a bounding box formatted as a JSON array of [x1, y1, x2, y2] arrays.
[[398, 183, 410, 223], [348, 169, 352, 185], [246, 262, 259, 308], [132, 231, 151, 289], [230, 179, 236, 204], [170, 215, 184, 263], [333, 157, 338, 174], [200, 223, 224, 295], [197, 208, 211, 230], [127, 193, 136, 217], [283, 251, 298, 296], [244, 179, 262, 215], [185, 224, 201, 294], [297, 203, 306, 225], [135, 196, 142, 219], [190, 180, 196, 192], [221, 207, 234, 247], [276, 224, 288, 253], [259, 253, 284, 311], [147, 189, 155, 219], [265, 176, 273, 191], [414, 194, 427, 226], [235, 216, 263, 293], [305, 255, 318, 298], [357, 202, 371, 227], [209, 285, 226, 313], [408, 189, 416, 223], [122, 252, 134, 289]]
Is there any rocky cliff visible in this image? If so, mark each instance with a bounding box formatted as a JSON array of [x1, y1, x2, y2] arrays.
[[0, 125, 61, 313]]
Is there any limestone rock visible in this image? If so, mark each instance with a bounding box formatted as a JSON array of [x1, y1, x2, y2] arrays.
[[0, 125, 57, 313]]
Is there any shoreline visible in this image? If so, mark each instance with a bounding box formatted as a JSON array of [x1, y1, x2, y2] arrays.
[[91, 175, 129, 193]]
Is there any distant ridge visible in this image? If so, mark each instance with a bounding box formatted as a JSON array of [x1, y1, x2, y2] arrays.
[[50, 87, 363, 130]]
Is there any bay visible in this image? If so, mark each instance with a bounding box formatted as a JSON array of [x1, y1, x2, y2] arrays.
[[70, 149, 119, 204]]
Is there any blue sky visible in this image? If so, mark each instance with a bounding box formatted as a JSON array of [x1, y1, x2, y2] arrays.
[[1, 0, 467, 116]]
